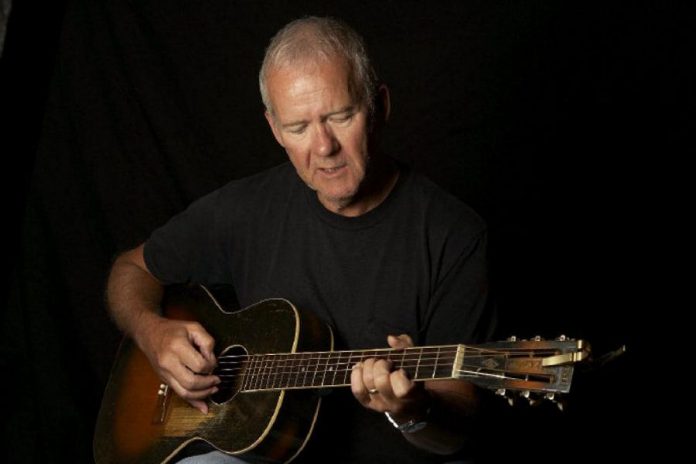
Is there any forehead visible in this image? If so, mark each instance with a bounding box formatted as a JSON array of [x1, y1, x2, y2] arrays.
[[266, 58, 358, 115]]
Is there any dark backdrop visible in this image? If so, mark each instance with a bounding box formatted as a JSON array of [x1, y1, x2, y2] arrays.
[[3, 1, 681, 462]]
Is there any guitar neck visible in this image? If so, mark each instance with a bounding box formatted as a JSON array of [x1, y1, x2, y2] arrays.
[[230, 345, 464, 392]]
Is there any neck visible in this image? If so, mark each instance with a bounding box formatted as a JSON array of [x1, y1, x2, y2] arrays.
[[324, 156, 400, 217], [238, 345, 462, 392]]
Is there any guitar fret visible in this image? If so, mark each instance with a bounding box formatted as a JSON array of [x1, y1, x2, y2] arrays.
[[301, 353, 310, 388], [240, 355, 250, 391], [288, 356, 297, 388], [432, 346, 440, 378], [320, 352, 330, 386], [247, 355, 254, 390], [266, 356, 276, 390], [253, 355, 264, 390], [414, 347, 423, 379], [245, 354, 254, 391], [311, 352, 320, 387], [259, 355, 269, 390], [343, 352, 352, 385], [278, 354, 288, 389], [294, 355, 303, 388], [331, 352, 341, 385]]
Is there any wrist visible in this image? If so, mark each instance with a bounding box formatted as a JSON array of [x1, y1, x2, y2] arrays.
[[132, 309, 165, 349], [385, 407, 431, 434]]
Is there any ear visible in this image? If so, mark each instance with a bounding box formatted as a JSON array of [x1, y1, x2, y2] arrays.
[[375, 84, 391, 123], [265, 110, 285, 148]]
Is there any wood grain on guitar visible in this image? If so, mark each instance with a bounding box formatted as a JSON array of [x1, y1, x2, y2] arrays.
[[93, 285, 591, 464]]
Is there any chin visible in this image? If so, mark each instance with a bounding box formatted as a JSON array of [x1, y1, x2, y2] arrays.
[[319, 188, 358, 208]]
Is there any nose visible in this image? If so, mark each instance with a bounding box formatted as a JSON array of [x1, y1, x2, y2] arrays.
[[312, 123, 339, 157]]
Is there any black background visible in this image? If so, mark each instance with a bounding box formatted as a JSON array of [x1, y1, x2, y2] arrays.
[[2, 1, 684, 462]]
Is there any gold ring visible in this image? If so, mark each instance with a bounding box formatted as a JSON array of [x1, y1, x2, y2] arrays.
[[368, 388, 378, 394]]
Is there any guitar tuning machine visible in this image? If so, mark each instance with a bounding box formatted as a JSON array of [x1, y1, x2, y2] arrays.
[[496, 388, 515, 406], [544, 392, 565, 411], [533, 335, 542, 341], [507, 335, 517, 342]]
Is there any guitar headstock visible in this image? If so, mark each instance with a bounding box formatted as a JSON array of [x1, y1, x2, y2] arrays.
[[458, 336, 590, 408]]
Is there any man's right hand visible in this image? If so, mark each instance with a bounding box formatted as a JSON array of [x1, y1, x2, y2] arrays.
[[135, 314, 221, 414]]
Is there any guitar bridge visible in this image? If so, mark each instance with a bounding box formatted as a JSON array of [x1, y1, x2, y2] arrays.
[[152, 383, 170, 425]]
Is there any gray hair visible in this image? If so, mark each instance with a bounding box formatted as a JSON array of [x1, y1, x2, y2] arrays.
[[259, 16, 379, 116]]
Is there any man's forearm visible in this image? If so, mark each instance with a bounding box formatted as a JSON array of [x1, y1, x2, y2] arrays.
[[106, 245, 164, 345], [397, 380, 478, 455]]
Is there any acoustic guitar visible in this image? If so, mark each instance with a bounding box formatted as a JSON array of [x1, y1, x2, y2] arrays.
[[93, 284, 590, 464]]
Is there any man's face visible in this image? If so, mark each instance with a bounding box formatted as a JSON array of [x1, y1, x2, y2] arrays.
[[265, 58, 371, 213]]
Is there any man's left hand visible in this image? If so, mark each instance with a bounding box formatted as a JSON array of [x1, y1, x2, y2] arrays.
[[350, 334, 431, 421]]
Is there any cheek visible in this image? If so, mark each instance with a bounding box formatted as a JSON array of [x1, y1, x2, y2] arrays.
[[348, 132, 370, 169], [285, 146, 313, 175]]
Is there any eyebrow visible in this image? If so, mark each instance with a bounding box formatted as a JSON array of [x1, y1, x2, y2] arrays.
[[280, 105, 355, 129]]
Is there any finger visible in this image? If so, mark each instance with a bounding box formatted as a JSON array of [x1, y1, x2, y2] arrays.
[[188, 323, 217, 365], [170, 374, 213, 415], [361, 358, 377, 392], [177, 339, 217, 375], [373, 359, 395, 400], [165, 375, 218, 414], [189, 399, 210, 415], [168, 358, 220, 392], [387, 334, 414, 350], [350, 362, 370, 404], [390, 368, 415, 399]]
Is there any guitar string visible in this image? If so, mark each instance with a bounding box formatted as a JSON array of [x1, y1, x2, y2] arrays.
[[214, 356, 518, 377], [213, 351, 559, 376], [214, 360, 550, 386], [215, 349, 559, 365], [214, 345, 556, 362], [218, 364, 542, 379], [213, 354, 558, 380], [216, 364, 554, 392], [206, 348, 563, 389]]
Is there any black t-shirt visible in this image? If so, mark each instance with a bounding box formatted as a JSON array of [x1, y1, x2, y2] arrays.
[[144, 161, 495, 463]]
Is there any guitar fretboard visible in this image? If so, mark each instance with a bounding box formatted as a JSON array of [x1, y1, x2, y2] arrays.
[[216, 345, 464, 392]]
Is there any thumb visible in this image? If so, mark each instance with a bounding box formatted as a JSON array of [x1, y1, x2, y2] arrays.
[[387, 334, 414, 349]]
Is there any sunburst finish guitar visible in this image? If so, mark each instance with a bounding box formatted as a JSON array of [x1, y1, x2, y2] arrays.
[[93, 285, 590, 464]]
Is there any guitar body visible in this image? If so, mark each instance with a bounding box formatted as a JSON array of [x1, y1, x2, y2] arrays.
[[94, 285, 333, 464]]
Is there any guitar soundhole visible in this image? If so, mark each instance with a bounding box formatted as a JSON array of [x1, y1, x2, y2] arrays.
[[210, 345, 248, 405]]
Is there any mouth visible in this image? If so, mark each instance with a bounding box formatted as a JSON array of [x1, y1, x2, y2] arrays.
[[317, 164, 346, 175]]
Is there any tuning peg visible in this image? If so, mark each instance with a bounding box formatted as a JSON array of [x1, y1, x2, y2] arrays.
[[527, 393, 541, 407], [544, 392, 565, 411], [556, 334, 567, 341], [496, 388, 515, 406], [533, 335, 542, 341], [507, 335, 517, 341]]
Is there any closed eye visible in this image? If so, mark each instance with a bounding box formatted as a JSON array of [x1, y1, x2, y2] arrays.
[[329, 112, 354, 124], [286, 124, 307, 135]]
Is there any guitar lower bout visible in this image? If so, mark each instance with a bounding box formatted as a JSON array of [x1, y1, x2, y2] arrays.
[[94, 285, 333, 464]]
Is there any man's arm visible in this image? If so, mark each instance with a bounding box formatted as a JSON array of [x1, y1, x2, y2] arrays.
[[107, 243, 220, 413], [351, 334, 478, 455]]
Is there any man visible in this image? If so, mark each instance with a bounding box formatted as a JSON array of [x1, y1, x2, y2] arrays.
[[107, 16, 494, 463]]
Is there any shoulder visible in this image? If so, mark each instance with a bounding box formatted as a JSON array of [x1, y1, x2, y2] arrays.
[[400, 167, 486, 238], [215, 162, 296, 199], [191, 162, 297, 210]]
